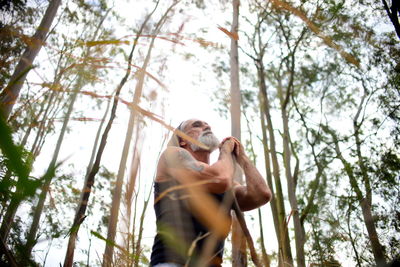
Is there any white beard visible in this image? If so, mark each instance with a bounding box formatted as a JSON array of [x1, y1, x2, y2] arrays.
[[190, 131, 220, 152]]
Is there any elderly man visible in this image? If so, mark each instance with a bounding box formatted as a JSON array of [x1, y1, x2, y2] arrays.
[[150, 119, 271, 267]]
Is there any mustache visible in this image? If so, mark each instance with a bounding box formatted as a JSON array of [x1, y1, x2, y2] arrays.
[[201, 130, 213, 136]]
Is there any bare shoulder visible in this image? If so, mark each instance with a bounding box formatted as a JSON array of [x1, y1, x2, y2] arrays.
[[161, 146, 206, 172]]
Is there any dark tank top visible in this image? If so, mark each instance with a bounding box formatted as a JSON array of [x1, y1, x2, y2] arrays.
[[150, 180, 231, 267]]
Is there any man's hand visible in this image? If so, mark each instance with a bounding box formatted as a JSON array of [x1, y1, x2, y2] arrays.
[[221, 137, 247, 166], [219, 137, 236, 154], [221, 137, 272, 211]]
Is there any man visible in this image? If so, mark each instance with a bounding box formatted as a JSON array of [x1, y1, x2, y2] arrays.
[[150, 119, 272, 267]]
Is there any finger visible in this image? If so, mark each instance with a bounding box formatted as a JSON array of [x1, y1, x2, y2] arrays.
[[221, 137, 231, 144]]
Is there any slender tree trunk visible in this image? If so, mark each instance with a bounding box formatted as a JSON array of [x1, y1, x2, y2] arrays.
[[102, 110, 136, 267], [0, 0, 61, 119], [102, 2, 166, 266], [29, 88, 58, 156], [65, 3, 178, 266], [354, 115, 386, 265], [382, 0, 400, 40], [133, 154, 148, 267], [256, 61, 293, 267], [278, 81, 305, 267], [229, 1, 247, 266], [87, 91, 113, 175], [63, 75, 123, 267], [360, 199, 386, 266], [346, 203, 362, 267], [0, 198, 19, 244], [133, 136, 167, 267], [258, 209, 270, 267], [281, 109, 305, 267], [24, 9, 111, 257], [259, 107, 280, 244], [325, 126, 386, 267], [244, 110, 270, 267], [25, 74, 81, 256]]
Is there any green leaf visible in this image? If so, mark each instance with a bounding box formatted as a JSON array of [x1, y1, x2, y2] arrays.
[[0, 114, 30, 180]]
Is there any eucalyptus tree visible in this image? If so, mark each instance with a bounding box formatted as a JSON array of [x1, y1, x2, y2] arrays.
[[0, 0, 63, 250], [242, 2, 298, 265], [0, 0, 35, 90], [0, 0, 61, 119], [64, 2, 181, 266], [101, 1, 168, 265], [283, 0, 399, 265], [228, 0, 249, 266], [23, 5, 114, 261], [0, 0, 120, 264], [240, 0, 394, 266], [382, 0, 400, 39]]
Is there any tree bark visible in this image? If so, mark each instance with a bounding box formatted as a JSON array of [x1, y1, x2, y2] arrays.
[[325, 126, 387, 267], [229, 1, 247, 266], [353, 91, 386, 266], [0, 0, 61, 119], [257, 61, 293, 267], [24, 9, 111, 257], [102, 2, 166, 266], [382, 0, 400, 40], [259, 107, 281, 251], [277, 74, 305, 266], [280, 108, 305, 267]]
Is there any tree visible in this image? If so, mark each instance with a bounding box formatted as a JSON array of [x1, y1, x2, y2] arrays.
[[382, 0, 400, 40], [102, 1, 163, 265], [0, 0, 61, 119], [229, 1, 248, 267], [23, 7, 113, 259]]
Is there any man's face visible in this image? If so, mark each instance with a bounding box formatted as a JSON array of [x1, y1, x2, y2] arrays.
[[182, 119, 220, 152]]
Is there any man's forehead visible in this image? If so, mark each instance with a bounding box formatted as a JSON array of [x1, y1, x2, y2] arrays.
[[180, 119, 208, 131]]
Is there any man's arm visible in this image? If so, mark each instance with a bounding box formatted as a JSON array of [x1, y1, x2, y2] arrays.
[[224, 137, 272, 211], [162, 141, 236, 193]]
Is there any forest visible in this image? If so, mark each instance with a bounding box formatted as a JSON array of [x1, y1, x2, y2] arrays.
[[0, 0, 399, 266]]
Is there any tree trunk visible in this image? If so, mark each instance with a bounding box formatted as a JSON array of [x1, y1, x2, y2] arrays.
[[24, 9, 111, 256], [280, 108, 305, 267], [63, 80, 122, 267], [102, 110, 136, 267], [25, 79, 80, 256], [353, 98, 386, 266], [382, 0, 400, 40], [258, 209, 270, 267], [360, 198, 386, 266], [229, 1, 247, 266], [326, 126, 387, 267], [0, 198, 19, 244], [0, 0, 61, 119], [102, 2, 164, 266], [277, 77, 305, 266], [64, 3, 178, 266], [257, 61, 293, 267], [259, 107, 281, 256]]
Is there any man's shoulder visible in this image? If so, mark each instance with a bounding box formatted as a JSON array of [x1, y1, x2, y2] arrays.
[[162, 146, 191, 159], [160, 146, 201, 169]]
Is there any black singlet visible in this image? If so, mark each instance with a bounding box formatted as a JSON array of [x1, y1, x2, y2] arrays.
[[150, 180, 231, 267]]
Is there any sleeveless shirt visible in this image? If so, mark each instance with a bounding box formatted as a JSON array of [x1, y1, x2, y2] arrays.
[[150, 180, 231, 267]]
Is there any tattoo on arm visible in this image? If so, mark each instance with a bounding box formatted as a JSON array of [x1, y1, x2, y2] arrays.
[[177, 150, 204, 172]]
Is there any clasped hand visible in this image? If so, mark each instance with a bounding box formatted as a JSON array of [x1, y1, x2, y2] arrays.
[[219, 137, 246, 166]]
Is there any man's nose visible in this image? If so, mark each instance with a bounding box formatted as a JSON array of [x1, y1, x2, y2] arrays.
[[204, 125, 211, 131]]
